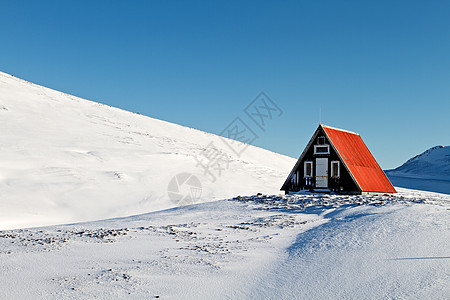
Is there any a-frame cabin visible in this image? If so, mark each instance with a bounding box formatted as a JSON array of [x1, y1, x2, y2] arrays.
[[281, 124, 396, 195]]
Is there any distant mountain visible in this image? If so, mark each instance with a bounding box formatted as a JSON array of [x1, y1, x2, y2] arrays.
[[385, 146, 450, 194], [386, 146, 450, 180]]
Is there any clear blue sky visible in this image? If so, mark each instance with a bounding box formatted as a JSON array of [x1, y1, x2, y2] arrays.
[[1, 0, 449, 169]]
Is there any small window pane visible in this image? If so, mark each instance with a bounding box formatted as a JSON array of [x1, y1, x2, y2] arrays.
[[331, 161, 340, 178], [304, 161, 313, 177], [314, 145, 330, 154], [316, 146, 328, 153]]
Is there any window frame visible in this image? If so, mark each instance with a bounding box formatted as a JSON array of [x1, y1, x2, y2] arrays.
[[314, 144, 330, 155], [304, 161, 313, 178], [331, 160, 340, 178]]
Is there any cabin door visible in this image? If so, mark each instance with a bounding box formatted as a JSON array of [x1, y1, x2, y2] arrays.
[[315, 158, 328, 188]]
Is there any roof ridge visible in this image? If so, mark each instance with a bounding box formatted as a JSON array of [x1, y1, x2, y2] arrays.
[[320, 124, 359, 135]]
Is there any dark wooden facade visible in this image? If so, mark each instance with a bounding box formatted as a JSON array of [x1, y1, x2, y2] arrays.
[[282, 126, 359, 194]]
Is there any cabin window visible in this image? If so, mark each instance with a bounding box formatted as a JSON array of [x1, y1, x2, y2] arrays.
[[304, 161, 313, 178], [331, 161, 340, 178], [318, 136, 326, 145], [314, 145, 330, 154]]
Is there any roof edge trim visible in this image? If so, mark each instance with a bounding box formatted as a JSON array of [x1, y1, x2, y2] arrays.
[[321, 124, 359, 136]]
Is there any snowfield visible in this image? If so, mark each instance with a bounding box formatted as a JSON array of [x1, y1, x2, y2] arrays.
[[1, 71, 449, 299], [0, 71, 294, 230], [0, 188, 449, 299]]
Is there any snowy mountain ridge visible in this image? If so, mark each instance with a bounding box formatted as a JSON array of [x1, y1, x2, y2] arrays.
[[386, 145, 450, 180], [0, 71, 295, 230]]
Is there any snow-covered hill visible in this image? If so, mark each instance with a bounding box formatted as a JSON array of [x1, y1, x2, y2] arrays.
[[0, 71, 295, 230], [385, 146, 450, 194], [386, 145, 450, 180]]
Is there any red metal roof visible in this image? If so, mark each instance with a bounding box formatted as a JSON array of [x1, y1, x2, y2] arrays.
[[322, 125, 396, 193]]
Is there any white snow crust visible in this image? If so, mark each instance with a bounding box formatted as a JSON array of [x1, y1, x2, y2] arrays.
[[0, 189, 448, 299]]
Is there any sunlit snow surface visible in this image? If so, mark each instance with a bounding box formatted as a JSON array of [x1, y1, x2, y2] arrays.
[[0, 71, 294, 230], [0, 188, 448, 299], [1, 71, 449, 299]]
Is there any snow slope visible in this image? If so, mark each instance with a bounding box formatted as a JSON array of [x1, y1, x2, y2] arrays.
[[0, 189, 448, 299], [0, 71, 295, 230], [387, 145, 450, 180], [386, 146, 450, 194]]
